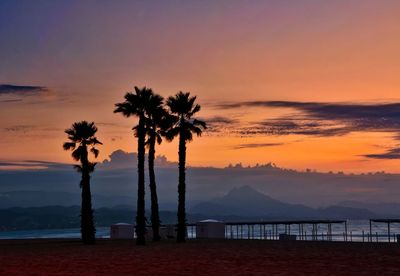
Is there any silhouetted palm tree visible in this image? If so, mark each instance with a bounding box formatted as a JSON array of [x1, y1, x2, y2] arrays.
[[63, 121, 102, 245], [114, 86, 153, 245], [144, 93, 175, 241], [166, 92, 206, 243]]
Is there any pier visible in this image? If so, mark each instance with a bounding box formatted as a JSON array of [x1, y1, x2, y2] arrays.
[[224, 220, 346, 241], [185, 219, 400, 243]]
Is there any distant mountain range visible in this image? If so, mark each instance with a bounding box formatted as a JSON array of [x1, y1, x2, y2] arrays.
[[1, 186, 396, 231], [3, 185, 399, 231], [190, 186, 375, 219]]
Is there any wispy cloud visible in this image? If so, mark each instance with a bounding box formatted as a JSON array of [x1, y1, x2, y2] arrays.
[[216, 100, 400, 138], [0, 84, 48, 96], [199, 116, 239, 135], [0, 160, 69, 170], [0, 99, 23, 103], [362, 147, 400, 160], [203, 116, 238, 125], [232, 142, 285, 150], [3, 125, 35, 133]]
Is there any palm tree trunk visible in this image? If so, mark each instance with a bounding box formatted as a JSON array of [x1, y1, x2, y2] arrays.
[[80, 150, 95, 245], [136, 115, 146, 245], [177, 127, 187, 243], [148, 131, 161, 241]]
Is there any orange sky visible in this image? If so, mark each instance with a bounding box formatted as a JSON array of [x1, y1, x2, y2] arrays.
[[1, 1, 400, 172]]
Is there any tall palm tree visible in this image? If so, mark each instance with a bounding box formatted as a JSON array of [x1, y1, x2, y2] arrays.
[[63, 121, 102, 245], [144, 93, 175, 241], [114, 86, 153, 245], [166, 92, 206, 243]]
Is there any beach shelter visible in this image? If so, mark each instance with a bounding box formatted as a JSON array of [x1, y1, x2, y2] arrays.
[[196, 219, 225, 239], [110, 223, 135, 239]]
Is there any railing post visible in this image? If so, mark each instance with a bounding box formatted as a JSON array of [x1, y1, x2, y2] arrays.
[[369, 220, 372, 242]]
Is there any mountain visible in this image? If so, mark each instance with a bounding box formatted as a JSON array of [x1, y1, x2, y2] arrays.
[[338, 201, 400, 217], [191, 186, 375, 219]]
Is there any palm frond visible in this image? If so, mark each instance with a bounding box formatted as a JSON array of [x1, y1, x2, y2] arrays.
[[156, 133, 162, 145], [63, 142, 76, 151], [72, 146, 85, 161], [189, 124, 204, 137], [185, 130, 193, 142], [88, 137, 103, 145], [188, 104, 201, 118], [90, 147, 99, 158], [164, 127, 180, 142], [193, 119, 207, 129]]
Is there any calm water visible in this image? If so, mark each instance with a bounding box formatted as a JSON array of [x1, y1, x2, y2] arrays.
[[1, 220, 400, 242], [0, 227, 111, 239]]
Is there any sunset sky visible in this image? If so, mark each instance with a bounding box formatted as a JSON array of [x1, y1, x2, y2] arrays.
[[1, 0, 400, 173]]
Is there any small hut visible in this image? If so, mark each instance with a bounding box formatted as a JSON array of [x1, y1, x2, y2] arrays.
[[196, 219, 225, 239], [110, 223, 135, 239]]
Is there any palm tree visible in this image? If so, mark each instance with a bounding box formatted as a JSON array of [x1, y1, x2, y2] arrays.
[[114, 86, 153, 245], [166, 92, 206, 243], [144, 93, 175, 241], [63, 121, 102, 245]]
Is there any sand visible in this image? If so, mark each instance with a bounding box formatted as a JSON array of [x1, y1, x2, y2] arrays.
[[1, 239, 400, 275]]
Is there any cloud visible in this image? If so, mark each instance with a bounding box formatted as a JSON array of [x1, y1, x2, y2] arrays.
[[362, 147, 400, 160], [0, 84, 48, 96], [99, 150, 177, 170], [3, 125, 35, 133], [232, 142, 285, 150], [239, 119, 352, 137], [0, 160, 70, 170], [217, 100, 400, 137], [0, 99, 23, 103], [199, 116, 239, 135], [203, 116, 238, 125]]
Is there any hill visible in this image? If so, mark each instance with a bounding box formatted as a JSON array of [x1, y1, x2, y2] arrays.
[[191, 186, 375, 219]]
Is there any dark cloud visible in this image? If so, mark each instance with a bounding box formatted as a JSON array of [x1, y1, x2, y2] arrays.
[[232, 142, 285, 150], [199, 116, 239, 135], [239, 120, 352, 137], [362, 148, 400, 160], [0, 160, 70, 170], [217, 100, 400, 137], [0, 99, 23, 103], [0, 84, 48, 96]]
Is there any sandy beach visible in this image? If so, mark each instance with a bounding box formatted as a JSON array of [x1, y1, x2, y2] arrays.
[[1, 239, 400, 275]]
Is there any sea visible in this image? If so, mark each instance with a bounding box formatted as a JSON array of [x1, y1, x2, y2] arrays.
[[1, 220, 400, 242]]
